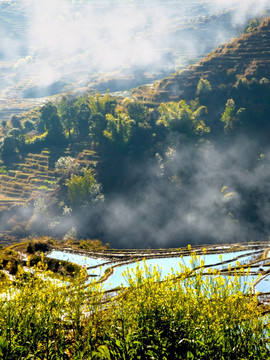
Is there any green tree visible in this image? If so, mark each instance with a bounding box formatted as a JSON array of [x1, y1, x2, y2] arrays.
[[104, 112, 134, 151], [221, 99, 247, 133], [196, 78, 212, 101], [66, 168, 104, 209], [244, 17, 261, 33], [126, 100, 154, 157], [23, 120, 34, 132], [158, 100, 209, 138], [0, 135, 17, 162], [40, 102, 65, 143], [76, 103, 91, 139], [88, 92, 116, 117], [126, 101, 148, 124], [10, 114, 21, 130], [89, 113, 107, 145], [87, 93, 117, 145], [58, 97, 77, 140]]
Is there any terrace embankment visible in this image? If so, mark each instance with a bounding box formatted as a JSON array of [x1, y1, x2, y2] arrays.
[[132, 17, 270, 104], [51, 241, 270, 262], [0, 146, 98, 211]]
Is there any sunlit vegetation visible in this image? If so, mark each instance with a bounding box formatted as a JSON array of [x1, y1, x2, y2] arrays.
[[0, 253, 268, 359], [2, 16, 270, 246], [158, 99, 209, 137], [0, 240, 83, 279], [0, 5, 270, 358], [66, 168, 104, 209]]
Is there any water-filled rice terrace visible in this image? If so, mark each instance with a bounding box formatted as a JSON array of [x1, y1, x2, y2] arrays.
[[47, 242, 270, 300]]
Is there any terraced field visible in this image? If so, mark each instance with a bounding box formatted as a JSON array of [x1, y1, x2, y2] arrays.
[[46, 241, 270, 300], [133, 17, 270, 103], [0, 147, 99, 211]]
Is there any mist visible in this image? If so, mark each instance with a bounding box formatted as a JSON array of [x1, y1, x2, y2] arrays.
[[97, 137, 268, 248], [2, 0, 270, 248], [25, 135, 268, 249], [2, 0, 270, 98]]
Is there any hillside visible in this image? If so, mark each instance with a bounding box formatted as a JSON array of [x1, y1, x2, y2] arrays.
[[2, 16, 270, 248], [0, 1, 266, 100], [133, 17, 270, 104]]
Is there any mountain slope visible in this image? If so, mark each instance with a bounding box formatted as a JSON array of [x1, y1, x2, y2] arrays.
[[132, 17, 270, 104]]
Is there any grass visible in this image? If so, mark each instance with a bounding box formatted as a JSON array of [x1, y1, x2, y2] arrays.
[[0, 253, 268, 359]]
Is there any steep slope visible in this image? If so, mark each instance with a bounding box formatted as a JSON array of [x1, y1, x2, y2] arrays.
[[132, 17, 270, 104], [0, 147, 98, 211]]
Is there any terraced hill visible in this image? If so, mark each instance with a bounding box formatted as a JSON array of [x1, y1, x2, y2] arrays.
[[0, 147, 98, 212], [132, 17, 270, 104]]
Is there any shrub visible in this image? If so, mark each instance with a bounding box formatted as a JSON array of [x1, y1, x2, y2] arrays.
[[0, 254, 267, 359], [66, 168, 104, 208]]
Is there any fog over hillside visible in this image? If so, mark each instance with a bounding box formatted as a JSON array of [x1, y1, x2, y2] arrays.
[[1, 0, 270, 98], [1, 1, 270, 248]]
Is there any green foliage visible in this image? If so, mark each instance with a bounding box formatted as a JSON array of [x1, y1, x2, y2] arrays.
[[77, 102, 91, 139], [235, 76, 249, 91], [196, 78, 212, 100], [220, 99, 247, 133], [23, 131, 48, 152], [79, 238, 104, 251], [104, 112, 134, 150], [23, 119, 34, 132], [90, 112, 107, 144], [88, 92, 117, 117], [10, 115, 21, 130], [88, 93, 117, 145], [0, 135, 18, 162], [58, 96, 77, 139], [40, 102, 65, 143], [158, 100, 210, 137], [8, 128, 21, 138], [66, 168, 104, 208], [244, 17, 261, 33], [0, 257, 267, 359], [26, 241, 50, 254], [126, 100, 148, 124]]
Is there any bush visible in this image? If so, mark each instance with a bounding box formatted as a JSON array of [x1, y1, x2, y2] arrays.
[[66, 168, 104, 208], [26, 241, 50, 254], [0, 256, 267, 359]]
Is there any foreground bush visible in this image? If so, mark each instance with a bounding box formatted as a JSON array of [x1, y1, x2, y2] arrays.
[[0, 255, 268, 359]]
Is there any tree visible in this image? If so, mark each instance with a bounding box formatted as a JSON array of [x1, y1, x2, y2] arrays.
[[8, 128, 21, 138], [77, 103, 91, 139], [88, 92, 116, 117], [40, 102, 65, 143], [220, 99, 246, 133], [41, 102, 61, 131], [125, 100, 154, 157], [0, 135, 17, 162], [196, 78, 212, 101], [244, 17, 261, 33], [89, 113, 107, 145], [126, 101, 148, 123], [158, 100, 210, 138], [104, 112, 134, 151], [55, 156, 80, 176], [66, 169, 104, 209], [23, 120, 35, 132], [58, 96, 77, 140], [1, 120, 7, 135], [10, 114, 21, 130]]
